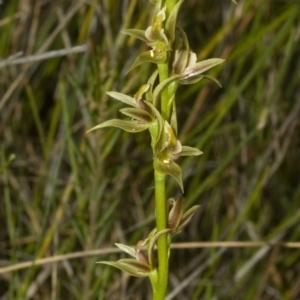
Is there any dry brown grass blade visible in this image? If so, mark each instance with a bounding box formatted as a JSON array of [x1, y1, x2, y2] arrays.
[[0, 45, 87, 68], [0, 0, 87, 111], [1, 241, 300, 275]]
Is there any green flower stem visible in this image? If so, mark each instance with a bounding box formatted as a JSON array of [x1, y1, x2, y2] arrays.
[[153, 3, 178, 299], [153, 170, 169, 300], [158, 63, 170, 121], [154, 62, 172, 300]]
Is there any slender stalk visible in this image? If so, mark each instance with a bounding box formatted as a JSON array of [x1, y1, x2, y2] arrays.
[[154, 60, 171, 300], [153, 170, 168, 300], [158, 64, 170, 120], [88, 1, 220, 299], [158, 0, 177, 120], [152, 3, 178, 298]]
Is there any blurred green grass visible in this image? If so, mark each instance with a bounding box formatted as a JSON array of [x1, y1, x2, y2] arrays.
[[0, 0, 300, 299]]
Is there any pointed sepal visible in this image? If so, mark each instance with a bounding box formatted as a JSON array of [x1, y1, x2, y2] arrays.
[[106, 91, 137, 107], [122, 29, 148, 43], [172, 28, 190, 75], [175, 205, 201, 233], [153, 74, 182, 107], [98, 259, 152, 277], [180, 58, 225, 83], [147, 228, 171, 269], [115, 243, 136, 258], [170, 101, 178, 136], [144, 101, 164, 145], [145, 70, 159, 103], [154, 159, 183, 192], [127, 50, 167, 73], [87, 119, 150, 133], [166, 195, 201, 236], [134, 84, 150, 101], [177, 146, 203, 157], [120, 108, 153, 123], [168, 196, 183, 230], [165, 0, 185, 43], [201, 75, 222, 87]]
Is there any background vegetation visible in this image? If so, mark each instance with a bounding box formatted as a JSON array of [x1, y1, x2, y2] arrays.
[[1, 0, 299, 299]]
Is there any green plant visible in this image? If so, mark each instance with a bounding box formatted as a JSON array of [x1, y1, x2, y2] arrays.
[[2, 0, 300, 299], [88, 1, 224, 299]]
